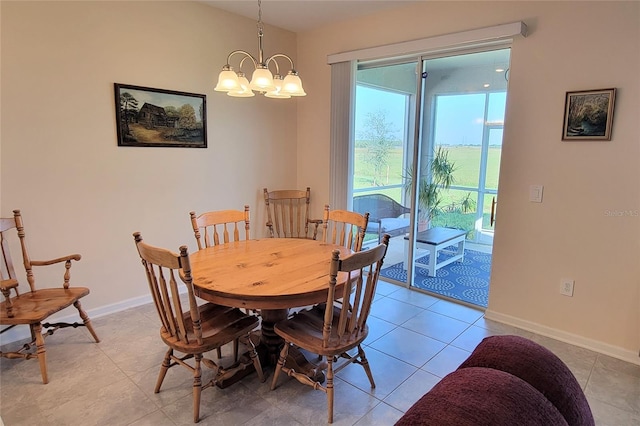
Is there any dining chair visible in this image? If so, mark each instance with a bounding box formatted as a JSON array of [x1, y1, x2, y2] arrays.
[[190, 205, 255, 355], [0, 209, 100, 384], [263, 187, 323, 239], [321, 204, 370, 252], [132, 232, 264, 423], [190, 205, 250, 250], [270, 234, 390, 424]]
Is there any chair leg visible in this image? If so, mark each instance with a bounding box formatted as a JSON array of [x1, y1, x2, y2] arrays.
[[193, 353, 203, 423], [155, 349, 172, 393], [358, 345, 376, 389], [32, 323, 48, 384], [327, 357, 334, 424], [73, 300, 100, 343], [216, 347, 222, 359], [270, 342, 290, 390], [233, 338, 239, 363], [245, 334, 264, 383]]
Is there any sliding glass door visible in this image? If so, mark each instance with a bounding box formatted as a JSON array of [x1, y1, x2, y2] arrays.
[[351, 48, 511, 308]]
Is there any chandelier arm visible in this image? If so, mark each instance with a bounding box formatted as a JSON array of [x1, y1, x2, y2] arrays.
[[225, 50, 259, 69], [266, 54, 296, 73], [238, 56, 252, 73], [265, 57, 281, 75]]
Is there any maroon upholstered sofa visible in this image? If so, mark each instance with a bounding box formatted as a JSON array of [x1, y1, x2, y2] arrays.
[[396, 335, 595, 426]]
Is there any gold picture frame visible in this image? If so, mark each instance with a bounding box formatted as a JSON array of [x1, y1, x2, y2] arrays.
[[562, 88, 616, 141]]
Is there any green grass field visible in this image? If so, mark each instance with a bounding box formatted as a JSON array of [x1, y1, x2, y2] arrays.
[[354, 145, 501, 236], [354, 146, 500, 190]]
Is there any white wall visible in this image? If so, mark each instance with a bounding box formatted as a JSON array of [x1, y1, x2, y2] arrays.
[[296, 1, 639, 363], [1, 2, 302, 313]]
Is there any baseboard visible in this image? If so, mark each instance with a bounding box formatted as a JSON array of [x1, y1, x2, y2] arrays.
[[4, 294, 637, 368], [484, 309, 640, 366], [0, 293, 154, 345]]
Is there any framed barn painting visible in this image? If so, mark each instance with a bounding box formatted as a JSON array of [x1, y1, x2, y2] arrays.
[[562, 88, 616, 141], [114, 83, 207, 148]]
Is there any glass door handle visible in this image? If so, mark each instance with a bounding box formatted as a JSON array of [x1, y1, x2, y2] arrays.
[[490, 197, 497, 226]]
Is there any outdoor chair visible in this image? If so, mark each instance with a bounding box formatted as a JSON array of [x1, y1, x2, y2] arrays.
[[353, 193, 411, 243]]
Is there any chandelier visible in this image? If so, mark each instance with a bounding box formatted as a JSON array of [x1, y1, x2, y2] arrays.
[[214, 0, 306, 98]]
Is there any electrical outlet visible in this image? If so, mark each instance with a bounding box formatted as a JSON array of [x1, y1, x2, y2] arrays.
[[560, 279, 574, 297]]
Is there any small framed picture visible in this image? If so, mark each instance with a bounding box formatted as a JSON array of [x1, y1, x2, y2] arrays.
[[115, 83, 207, 148], [562, 88, 616, 141]]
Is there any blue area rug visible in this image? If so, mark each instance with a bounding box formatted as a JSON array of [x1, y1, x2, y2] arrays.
[[380, 248, 491, 308]]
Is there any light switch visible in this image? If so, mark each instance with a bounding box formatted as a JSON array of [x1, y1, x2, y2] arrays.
[[529, 185, 543, 203]]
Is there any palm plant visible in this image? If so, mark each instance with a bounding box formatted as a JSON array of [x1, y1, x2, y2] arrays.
[[404, 147, 474, 226]]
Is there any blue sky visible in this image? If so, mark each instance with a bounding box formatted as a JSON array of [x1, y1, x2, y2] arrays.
[[354, 86, 406, 141], [355, 85, 506, 146]]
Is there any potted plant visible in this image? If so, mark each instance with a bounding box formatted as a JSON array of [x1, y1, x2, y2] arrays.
[[404, 147, 474, 231]]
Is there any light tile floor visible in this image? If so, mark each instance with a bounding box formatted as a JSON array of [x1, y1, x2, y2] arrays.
[[1, 281, 639, 425]]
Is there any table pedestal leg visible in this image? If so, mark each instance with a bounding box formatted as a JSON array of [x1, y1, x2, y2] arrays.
[[216, 308, 326, 387], [260, 308, 326, 383], [259, 308, 289, 365]]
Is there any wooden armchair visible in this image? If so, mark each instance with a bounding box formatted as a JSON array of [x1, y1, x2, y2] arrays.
[[263, 187, 322, 239], [0, 209, 100, 384], [270, 234, 390, 423], [133, 232, 264, 423], [321, 205, 370, 252]]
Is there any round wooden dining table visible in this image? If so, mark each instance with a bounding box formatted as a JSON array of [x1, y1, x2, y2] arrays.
[[189, 238, 354, 373]]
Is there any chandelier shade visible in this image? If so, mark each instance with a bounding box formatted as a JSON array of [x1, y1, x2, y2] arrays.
[[249, 67, 276, 92], [215, 0, 306, 99], [265, 75, 291, 99], [228, 72, 255, 97], [214, 68, 240, 92], [282, 72, 306, 96]]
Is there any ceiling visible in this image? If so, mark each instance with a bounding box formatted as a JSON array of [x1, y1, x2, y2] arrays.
[[202, 1, 422, 33]]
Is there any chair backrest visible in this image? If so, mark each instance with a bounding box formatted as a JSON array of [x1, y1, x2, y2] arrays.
[[353, 193, 411, 223], [190, 206, 250, 250], [133, 232, 203, 345], [263, 187, 316, 239], [0, 216, 18, 283], [321, 205, 370, 251], [1, 210, 74, 293], [323, 234, 389, 348]]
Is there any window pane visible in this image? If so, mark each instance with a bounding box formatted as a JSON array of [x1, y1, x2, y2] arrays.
[[354, 85, 408, 190], [487, 92, 507, 124], [434, 94, 485, 187], [485, 131, 502, 190], [430, 187, 478, 239]]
